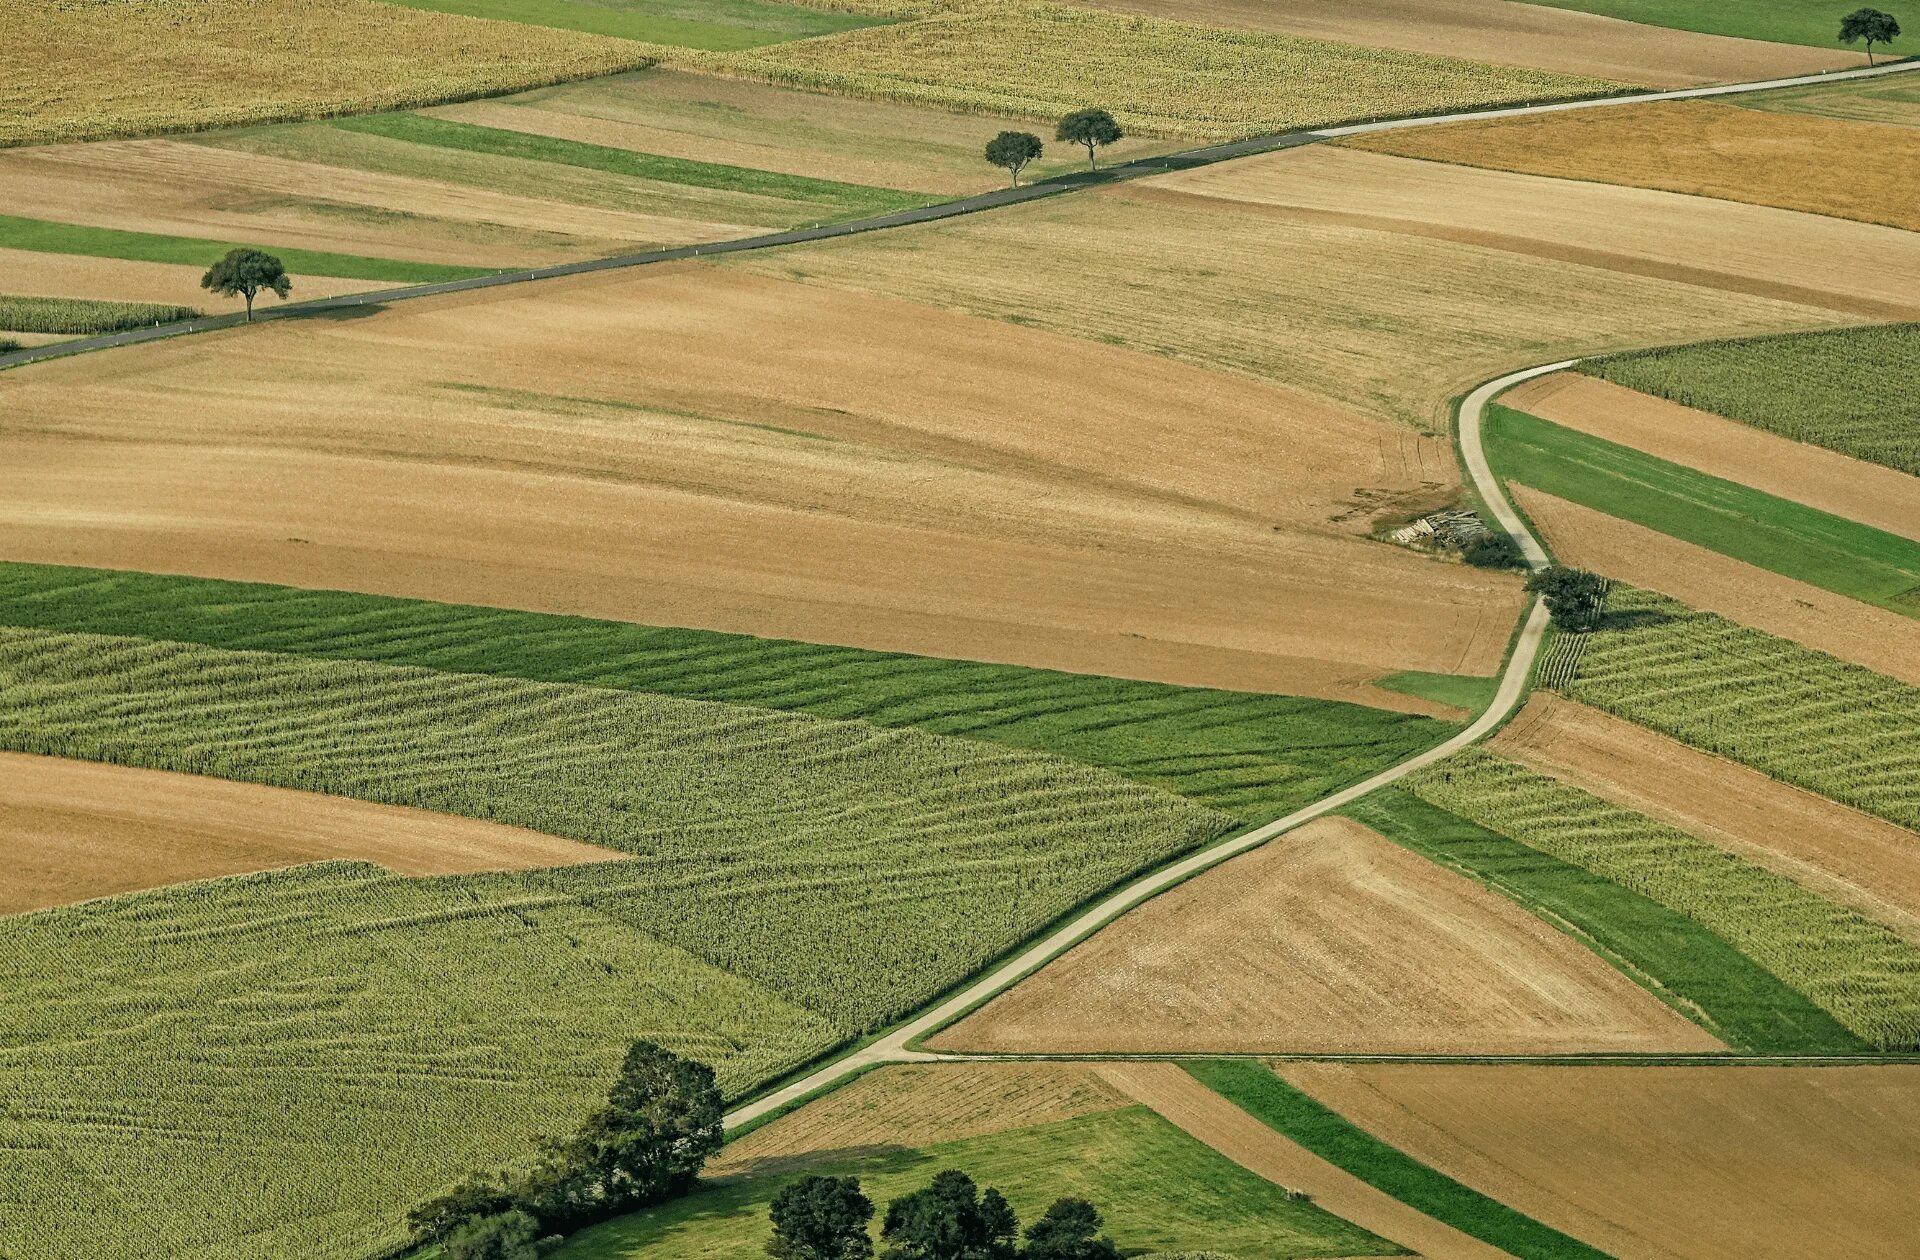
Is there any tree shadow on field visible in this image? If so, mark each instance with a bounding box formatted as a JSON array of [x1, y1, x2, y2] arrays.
[[287, 302, 386, 322], [1596, 607, 1676, 632]]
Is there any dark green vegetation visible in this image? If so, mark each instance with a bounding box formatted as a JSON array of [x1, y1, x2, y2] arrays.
[[1056, 107, 1123, 170], [1347, 789, 1863, 1052], [554, 1108, 1395, 1259], [985, 129, 1045, 186], [1183, 1060, 1610, 1260], [1485, 403, 1920, 615], [0, 563, 1451, 825], [0, 213, 490, 283], [1840, 6, 1903, 60], [0, 294, 201, 334], [332, 113, 929, 219], [201, 246, 291, 321], [1527, 566, 1608, 631], [1581, 323, 1920, 476], [1565, 586, 1920, 833], [1516, 0, 1890, 48], [376, 0, 886, 50], [1371, 670, 1499, 713]]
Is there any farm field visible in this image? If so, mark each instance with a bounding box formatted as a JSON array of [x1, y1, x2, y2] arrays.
[[1338, 100, 1920, 232], [561, 1082, 1398, 1260], [1513, 0, 1885, 48], [729, 157, 1861, 432], [0, 264, 1527, 703], [377, 0, 889, 48], [0, 751, 620, 914], [1577, 324, 1920, 476], [1069, 0, 1855, 84], [1745, 70, 1920, 125], [1513, 486, 1920, 683], [0, 564, 1455, 819], [1, 0, 660, 148], [705, 0, 1620, 140], [1407, 747, 1920, 1049], [1561, 586, 1920, 834], [1492, 694, 1920, 940], [930, 815, 1717, 1054], [0, 246, 389, 309], [0, 296, 199, 336], [1278, 1063, 1920, 1260]]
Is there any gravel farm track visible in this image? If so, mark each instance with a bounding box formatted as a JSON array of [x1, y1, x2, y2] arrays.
[[7, 57, 1916, 1135]]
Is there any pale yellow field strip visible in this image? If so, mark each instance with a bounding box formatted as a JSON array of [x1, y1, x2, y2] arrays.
[[0, 247, 387, 308], [1505, 372, 1920, 542], [0, 751, 621, 915], [1280, 1063, 1920, 1260]]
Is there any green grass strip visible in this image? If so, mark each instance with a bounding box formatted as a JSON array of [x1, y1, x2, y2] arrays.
[[332, 112, 928, 217], [1486, 402, 1920, 615], [1347, 789, 1863, 1053], [0, 562, 1450, 825], [376, 0, 885, 51], [1513, 0, 1872, 49], [0, 213, 492, 284], [1183, 1059, 1613, 1260], [0, 294, 200, 334], [1371, 669, 1498, 712]]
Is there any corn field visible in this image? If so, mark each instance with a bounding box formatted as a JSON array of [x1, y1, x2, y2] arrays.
[[0, 295, 200, 334], [1558, 586, 1920, 832], [1409, 749, 1920, 1049]]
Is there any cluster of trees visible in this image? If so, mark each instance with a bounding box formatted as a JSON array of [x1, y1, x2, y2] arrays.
[[768, 1169, 1121, 1260], [407, 1041, 724, 1260], [1527, 565, 1608, 631], [1839, 7, 1900, 62], [984, 108, 1125, 186]]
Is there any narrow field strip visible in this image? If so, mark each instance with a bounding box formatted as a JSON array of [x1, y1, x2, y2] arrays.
[[1407, 749, 1920, 1049], [1184, 1059, 1613, 1260], [1347, 788, 1843, 1052], [0, 295, 201, 335], [374, 0, 887, 49]]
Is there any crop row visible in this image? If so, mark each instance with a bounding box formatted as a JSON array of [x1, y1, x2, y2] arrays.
[[1408, 749, 1920, 1049], [1561, 586, 1920, 832], [0, 294, 201, 334]]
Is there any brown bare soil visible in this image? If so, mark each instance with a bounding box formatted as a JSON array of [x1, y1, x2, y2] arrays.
[[1340, 100, 1920, 233], [1514, 486, 1920, 685], [930, 816, 1718, 1054], [0, 247, 386, 308], [1280, 1062, 1920, 1260], [1494, 694, 1920, 940], [711, 1062, 1129, 1180], [1506, 373, 1920, 541], [0, 752, 620, 915], [0, 264, 1523, 704], [1072, 0, 1856, 86], [1095, 1061, 1511, 1260]]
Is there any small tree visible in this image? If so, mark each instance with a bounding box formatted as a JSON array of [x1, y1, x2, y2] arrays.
[[984, 131, 1045, 186], [200, 248, 290, 322], [1526, 565, 1607, 631], [769, 1175, 875, 1260], [1839, 7, 1900, 62], [443, 1210, 554, 1260], [880, 1170, 1018, 1260], [1020, 1199, 1120, 1260], [1056, 108, 1122, 171]]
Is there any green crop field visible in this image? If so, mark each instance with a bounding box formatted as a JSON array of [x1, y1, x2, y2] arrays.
[[1516, 0, 1879, 49], [0, 213, 491, 284], [0, 564, 1450, 824], [1185, 1060, 1608, 1260], [0, 294, 201, 334], [555, 1105, 1395, 1260], [1485, 403, 1920, 614], [1561, 585, 1920, 834], [331, 112, 929, 218], [1743, 73, 1920, 126], [1347, 789, 1857, 1052], [378, 0, 889, 49], [1581, 324, 1920, 476], [1372, 669, 1500, 713], [0, 863, 839, 1260], [1407, 748, 1920, 1049]]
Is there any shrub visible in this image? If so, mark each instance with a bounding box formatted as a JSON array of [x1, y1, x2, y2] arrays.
[[1460, 533, 1523, 569]]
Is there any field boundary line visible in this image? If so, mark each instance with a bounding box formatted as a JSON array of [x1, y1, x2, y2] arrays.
[[2, 61, 1915, 376]]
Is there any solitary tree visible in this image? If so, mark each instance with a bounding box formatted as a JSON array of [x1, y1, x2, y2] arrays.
[[1020, 1199, 1120, 1260], [1839, 7, 1900, 62], [1526, 565, 1608, 631], [1055, 108, 1123, 171], [984, 130, 1045, 186], [200, 247, 290, 322], [769, 1175, 875, 1260], [880, 1170, 1018, 1260]]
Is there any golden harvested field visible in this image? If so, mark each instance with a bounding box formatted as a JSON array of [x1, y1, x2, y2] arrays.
[[1506, 372, 1920, 542], [0, 265, 1522, 703], [1744, 73, 1920, 127], [731, 155, 1859, 429], [0, 752, 619, 915], [1072, 0, 1855, 85], [712, 1062, 1129, 1179], [0, 0, 659, 148], [1339, 100, 1920, 233], [1280, 1063, 1920, 1260], [707, 0, 1618, 140], [929, 816, 1718, 1054], [1095, 1062, 1511, 1260], [1493, 695, 1920, 941], [0, 246, 387, 309], [1514, 486, 1920, 685]]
